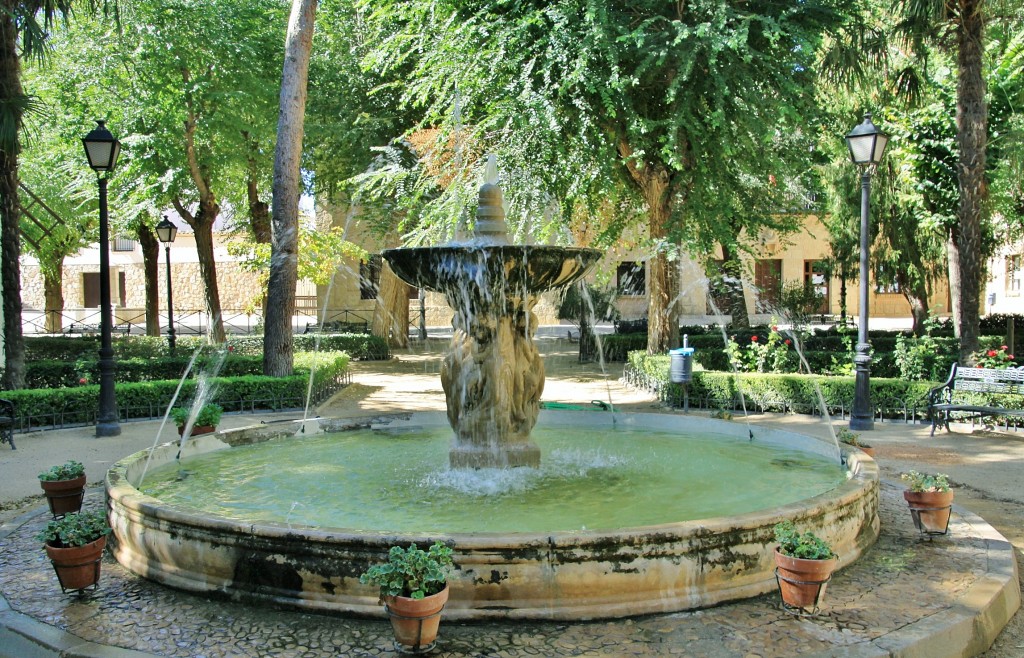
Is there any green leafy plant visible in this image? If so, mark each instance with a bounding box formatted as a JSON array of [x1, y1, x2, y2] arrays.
[[973, 345, 1016, 369], [835, 428, 871, 449], [38, 460, 85, 482], [773, 521, 835, 560], [359, 542, 454, 600], [36, 510, 110, 548], [171, 403, 224, 428], [902, 471, 951, 493]]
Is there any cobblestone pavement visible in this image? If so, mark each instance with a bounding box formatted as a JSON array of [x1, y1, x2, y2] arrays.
[[0, 482, 1012, 658], [0, 338, 1021, 656]]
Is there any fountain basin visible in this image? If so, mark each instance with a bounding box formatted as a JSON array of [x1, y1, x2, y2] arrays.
[[106, 412, 879, 621]]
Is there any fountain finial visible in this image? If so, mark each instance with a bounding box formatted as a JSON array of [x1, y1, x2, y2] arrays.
[[474, 154, 509, 244]]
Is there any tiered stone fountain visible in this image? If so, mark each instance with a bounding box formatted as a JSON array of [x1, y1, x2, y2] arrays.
[[106, 159, 879, 621], [383, 157, 600, 468]]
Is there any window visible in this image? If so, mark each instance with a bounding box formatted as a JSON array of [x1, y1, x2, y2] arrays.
[[754, 259, 782, 312], [873, 264, 900, 294], [616, 261, 646, 296], [706, 259, 733, 314], [803, 260, 829, 314], [1007, 255, 1023, 296], [113, 238, 137, 252], [83, 272, 100, 308], [359, 255, 382, 300], [82, 272, 126, 307]]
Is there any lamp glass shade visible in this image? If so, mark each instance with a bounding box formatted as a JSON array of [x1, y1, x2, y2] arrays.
[[845, 113, 888, 165], [82, 121, 122, 172], [155, 218, 178, 244]]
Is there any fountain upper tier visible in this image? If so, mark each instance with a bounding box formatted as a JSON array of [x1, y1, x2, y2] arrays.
[[383, 244, 601, 300]]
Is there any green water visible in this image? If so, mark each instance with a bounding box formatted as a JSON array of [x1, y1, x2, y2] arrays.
[[142, 427, 846, 534]]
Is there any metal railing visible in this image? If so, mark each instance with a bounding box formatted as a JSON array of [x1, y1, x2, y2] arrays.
[[21, 308, 374, 337]]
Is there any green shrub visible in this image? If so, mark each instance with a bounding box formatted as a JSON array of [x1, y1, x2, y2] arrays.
[[4, 352, 350, 428], [774, 521, 834, 560], [38, 459, 85, 481], [36, 510, 111, 548]]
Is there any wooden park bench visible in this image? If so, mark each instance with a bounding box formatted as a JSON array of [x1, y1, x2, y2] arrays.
[[0, 398, 15, 449], [927, 363, 1024, 436]]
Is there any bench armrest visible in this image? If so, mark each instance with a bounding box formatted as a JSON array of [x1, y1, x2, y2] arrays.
[[927, 362, 958, 408], [0, 398, 14, 416]]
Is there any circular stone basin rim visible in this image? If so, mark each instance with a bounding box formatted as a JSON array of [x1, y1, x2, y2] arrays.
[[106, 412, 880, 621]]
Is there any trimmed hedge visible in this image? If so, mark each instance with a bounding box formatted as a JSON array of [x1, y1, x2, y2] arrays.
[[25, 332, 390, 362], [627, 351, 937, 419], [5, 352, 350, 431]]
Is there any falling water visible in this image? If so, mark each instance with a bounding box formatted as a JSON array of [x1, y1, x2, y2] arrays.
[[173, 345, 232, 472], [136, 347, 203, 488]]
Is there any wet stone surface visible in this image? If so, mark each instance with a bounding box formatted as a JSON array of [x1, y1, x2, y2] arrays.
[[0, 485, 991, 657]]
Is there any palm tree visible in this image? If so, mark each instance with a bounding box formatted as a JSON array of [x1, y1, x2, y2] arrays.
[[897, 0, 988, 362], [0, 1, 112, 389]]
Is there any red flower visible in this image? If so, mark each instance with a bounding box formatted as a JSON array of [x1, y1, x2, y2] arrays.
[[751, 336, 759, 342], [228, 345, 235, 352], [771, 325, 778, 332], [987, 350, 997, 357], [784, 339, 792, 346], [1001, 345, 1009, 350], [1011, 355, 1016, 360], [78, 377, 87, 385]]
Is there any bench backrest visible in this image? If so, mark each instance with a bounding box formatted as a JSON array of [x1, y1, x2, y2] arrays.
[[953, 366, 1024, 395]]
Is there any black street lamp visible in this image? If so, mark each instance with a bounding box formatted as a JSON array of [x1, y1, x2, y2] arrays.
[[82, 120, 122, 437], [155, 215, 178, 355], [845, 112, 889, 431]]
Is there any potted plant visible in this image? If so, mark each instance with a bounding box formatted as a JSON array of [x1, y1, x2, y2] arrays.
[[359, 542, 454, 652], [902, 471, 953, 535], [170, 402, 223, 436], [836, 428, 874, 458], [38, 460, 87, 517], [772, 520, 838, 613], [36, 509, 111, 592]]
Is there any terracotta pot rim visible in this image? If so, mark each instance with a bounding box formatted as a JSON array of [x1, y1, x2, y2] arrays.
[[39, 475, 87, 488]]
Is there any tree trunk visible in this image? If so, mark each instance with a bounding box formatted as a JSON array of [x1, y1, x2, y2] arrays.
[[192, 214, 226, 343], [42, 262, 63, 334], [904, 288, 929, 336], [719, 243, 749, 329], [839, 276, 847, 325], [0, 9, 25, 389], [372, 263, 409, 348], [174, 197, 226, 343], [947, 229, 962, 338], [245, 134, 272, 244], [264, 0, 317, 377], [138, 223, 161, 337], [954, 0, 987, 364], [614, 137, 680, 353]]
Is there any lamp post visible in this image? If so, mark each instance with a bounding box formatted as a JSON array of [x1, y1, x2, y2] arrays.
[[418, 288, 427, 340], [155, 215, 178, 355], [845, 112, 889, 431], [82, 120, 122, 437]]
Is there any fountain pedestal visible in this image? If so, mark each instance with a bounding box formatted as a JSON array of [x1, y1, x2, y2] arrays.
[[443, 308, 545, 468]]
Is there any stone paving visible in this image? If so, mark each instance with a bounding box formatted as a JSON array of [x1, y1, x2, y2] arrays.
[[0, 480, 1016, 657], [0, 337, 1020, 657]]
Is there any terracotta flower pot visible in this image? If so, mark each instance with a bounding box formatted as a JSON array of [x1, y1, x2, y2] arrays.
[[383, 585, 449, 651], [39, 475, 87, 517], [178, 425, 215, 437], [904, 490, 954, 534], [45, 535, 106, 592], [773, 548, 838, 611]]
